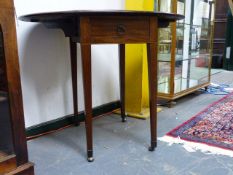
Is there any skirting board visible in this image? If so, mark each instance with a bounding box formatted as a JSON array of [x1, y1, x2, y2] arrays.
[[26, 101, 120, 139]]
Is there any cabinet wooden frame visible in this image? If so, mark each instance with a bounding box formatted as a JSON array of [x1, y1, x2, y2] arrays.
[[0, 0, 34, 174], [157, 0, 214, 103]]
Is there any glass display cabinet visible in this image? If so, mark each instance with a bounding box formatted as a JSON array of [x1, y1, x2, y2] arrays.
[[156, 0, 215, 105], [0, 0, 34, 174]]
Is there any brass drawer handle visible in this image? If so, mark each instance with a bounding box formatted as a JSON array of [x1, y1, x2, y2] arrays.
[[116, 24, 126, 35]]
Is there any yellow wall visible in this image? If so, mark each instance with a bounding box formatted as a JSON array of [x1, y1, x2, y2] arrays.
[[125, 0, 154, 113]]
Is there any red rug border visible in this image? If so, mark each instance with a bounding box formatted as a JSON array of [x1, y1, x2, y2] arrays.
[[166, 92, 233, 152]]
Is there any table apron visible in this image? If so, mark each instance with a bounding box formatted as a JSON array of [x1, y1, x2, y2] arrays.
[[80, 16, 156, 44]]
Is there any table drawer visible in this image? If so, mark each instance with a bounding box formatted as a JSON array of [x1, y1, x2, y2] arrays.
[[89, 16, 150, 43]]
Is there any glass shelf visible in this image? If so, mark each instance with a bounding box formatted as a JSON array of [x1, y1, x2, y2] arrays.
[[158, 58, 210, 78], [159, 53, 210, 62], [158, 76, 208, 94]]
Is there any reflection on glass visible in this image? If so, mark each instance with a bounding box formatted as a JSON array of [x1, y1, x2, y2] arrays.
[[177, 0, 185, 15], [158, 62, 170, 94], [174, 57, 209, 93], [154, 0, 159, 11], [159, 0, 172, 13], [158, 0, 184, 94], [0, 26, 14, 159], [176, 0, 185, 56], [175, 60, 183, 81], [176, 21, 185, 57], [190, 56, 209, 84], [190, 0, 212, 56], [158, 26, 172, 61]]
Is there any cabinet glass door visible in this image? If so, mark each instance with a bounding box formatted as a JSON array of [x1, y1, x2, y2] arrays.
[[0, 26, 14, 163], [189, 0, 213, 87], [176, 0, 213, 93], [158, 26, 172, 94], [174, 0, 186, 93], [157, 0, 214, 101], [157, 0, 173, 94]]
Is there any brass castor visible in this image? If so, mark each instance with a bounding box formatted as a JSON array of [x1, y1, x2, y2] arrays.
[[148, 141, 157, 151], [87, 157, 94, 162], [148, 146, 155, 152], [122, 117, 127, 123], [87, 150, 94, 162]]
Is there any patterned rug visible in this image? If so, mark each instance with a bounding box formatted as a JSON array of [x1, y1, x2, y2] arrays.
[[160, 93, 233, 157]]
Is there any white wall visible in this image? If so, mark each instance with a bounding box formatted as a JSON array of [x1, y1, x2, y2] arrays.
[[14, 0, 125, 127]]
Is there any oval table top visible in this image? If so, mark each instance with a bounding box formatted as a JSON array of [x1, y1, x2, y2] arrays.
[[19, 10, 184, 23]]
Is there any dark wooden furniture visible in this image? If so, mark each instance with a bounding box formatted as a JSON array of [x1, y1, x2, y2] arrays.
[[19, 10, 183, 162], [0, 0, 34, 174], [212, 0, 228, 68]]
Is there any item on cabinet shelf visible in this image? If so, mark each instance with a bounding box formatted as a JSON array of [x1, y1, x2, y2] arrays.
[[160, 92, 233, 157], [223, 9, 233, 70], [157, 0, 214, 106], [19, 10, 183, 162], [0, 0, 34, 174], [228, 0, 233, 15], [195, 56, 209, 67], [212, 0, 228, 68]]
